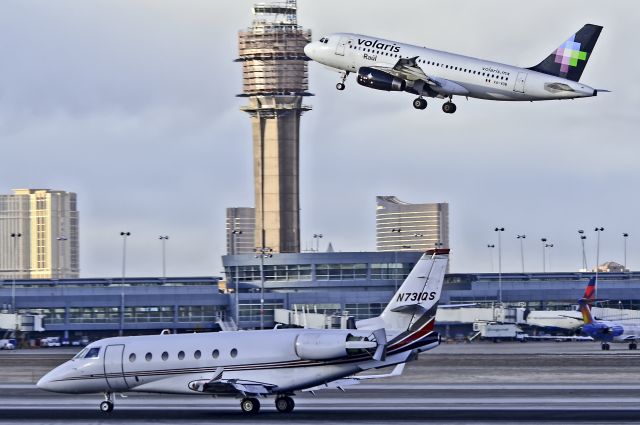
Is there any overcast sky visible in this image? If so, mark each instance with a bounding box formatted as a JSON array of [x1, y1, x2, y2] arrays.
[[1, 0, 638, 277]]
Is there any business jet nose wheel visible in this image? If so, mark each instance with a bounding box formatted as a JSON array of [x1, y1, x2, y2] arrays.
[[275, 396, 295, 413], [336, 83, 345, 91], [601, 342, 610, 351], [442, 101, 457, 114], [336, 71, 350, 91], [240, 397, 261, 414], [413, 97, 427, 110], [629, 342, 637, 350], [100, 401, 114, 412]]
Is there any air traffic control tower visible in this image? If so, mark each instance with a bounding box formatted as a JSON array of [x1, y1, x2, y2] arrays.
[[237, 0, 311, 253]]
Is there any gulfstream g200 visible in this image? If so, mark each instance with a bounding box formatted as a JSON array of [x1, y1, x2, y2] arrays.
[[304, 24, 606, 113]]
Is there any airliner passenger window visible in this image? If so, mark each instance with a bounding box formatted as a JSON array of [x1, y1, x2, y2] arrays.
[[162, 352, 169, 361], [178, 351, 185, 360], [230, 348, 238, 358], [212, 349, 220, 359], [145, 352, 152, 361], [129, 353, 136, 362], [194, 350, 201, 359], [85, 347, 100, 358]]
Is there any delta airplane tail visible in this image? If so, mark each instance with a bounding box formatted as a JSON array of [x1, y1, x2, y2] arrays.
[[528, 24, 603, 82]]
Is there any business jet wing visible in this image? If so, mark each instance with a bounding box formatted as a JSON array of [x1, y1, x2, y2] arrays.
[[370, 56, 441, 87], [303, 363, 406, 392], [188, 370, 276, 396]]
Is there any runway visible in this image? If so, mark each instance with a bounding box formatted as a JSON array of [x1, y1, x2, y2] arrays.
[[2, 342, 640, 423]]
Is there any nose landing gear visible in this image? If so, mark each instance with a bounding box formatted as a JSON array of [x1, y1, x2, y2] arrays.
[[336, 71, 350, 91], [99, 392, 114, 413], [601, 342, 610, 351]]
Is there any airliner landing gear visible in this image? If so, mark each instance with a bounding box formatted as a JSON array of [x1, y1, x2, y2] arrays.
[[629, 342, 637, 350], [412, 97, 427, 110], [442, 101, 457, 114], [240, 397, 261, 414], [601, 342, 610, 351], [99, 392, 114, 413], [336, 71, 349, 90], [275, 395, 295, 413]]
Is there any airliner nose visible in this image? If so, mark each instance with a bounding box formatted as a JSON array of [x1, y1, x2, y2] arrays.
[[304, 42, 316, 60]]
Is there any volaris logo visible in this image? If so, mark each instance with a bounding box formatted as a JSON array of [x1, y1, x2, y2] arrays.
[[554, 35, 588, 73]]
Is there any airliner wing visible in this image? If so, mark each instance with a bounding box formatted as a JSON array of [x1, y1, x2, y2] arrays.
[[371, 56, 441, 87]]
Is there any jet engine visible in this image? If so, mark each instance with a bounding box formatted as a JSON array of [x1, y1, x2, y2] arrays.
[[356, 67, 406, 91], [294, 331, 378, 361]]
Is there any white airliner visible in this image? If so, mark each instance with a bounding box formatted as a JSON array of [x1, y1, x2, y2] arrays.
[[304, 24, 606, 113], [38, 249, 449, 414]]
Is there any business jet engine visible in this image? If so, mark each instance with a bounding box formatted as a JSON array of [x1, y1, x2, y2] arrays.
[[294, 330, 383, 360], [356, 67, 406, 91]]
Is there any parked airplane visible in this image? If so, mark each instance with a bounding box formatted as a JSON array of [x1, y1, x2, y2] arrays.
[[37, 249, 449, 414], [578, 277, 640, 351], [304, 24, 606, 113]]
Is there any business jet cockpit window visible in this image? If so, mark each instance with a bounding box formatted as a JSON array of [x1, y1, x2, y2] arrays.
[[73, 346, 100, 359], [319, 37, 329, 44]]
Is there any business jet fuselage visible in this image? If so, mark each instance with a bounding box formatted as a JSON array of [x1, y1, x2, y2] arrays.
[[38, 250, 450, 414], [304, 24, 604, 113]]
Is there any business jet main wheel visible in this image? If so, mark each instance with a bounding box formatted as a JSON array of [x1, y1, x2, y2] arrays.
[[99, 401, 114, 413], [442, 102, 457, 114], [336, 82, 346, 91], [601, 343, 610, 351], [412, 98, 427, 110], [275, 396, 295, 413], [629, 342, 637, 350], [240, 397, 260, 414]]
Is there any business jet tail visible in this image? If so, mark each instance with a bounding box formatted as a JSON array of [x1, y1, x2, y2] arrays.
[[528, 24, 603, 82], [357, 249, 448, 354]]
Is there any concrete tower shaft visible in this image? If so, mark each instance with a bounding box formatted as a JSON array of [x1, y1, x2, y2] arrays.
[[237, 1, 311, 253]]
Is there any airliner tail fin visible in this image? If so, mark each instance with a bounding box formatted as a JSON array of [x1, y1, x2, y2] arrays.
[[528, 24, 602, 82]]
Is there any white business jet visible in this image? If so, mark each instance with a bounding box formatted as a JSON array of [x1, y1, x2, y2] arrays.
[[304, 24, 606, 113], [38, 249, 449, 414]]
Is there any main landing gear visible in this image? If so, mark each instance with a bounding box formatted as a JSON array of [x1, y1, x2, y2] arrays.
[[99, 392, 114, 413], [275, 395, 295, 413], [601, 342, 610, 351], [336, 71, 349, 91], [630, 342, 638, 350], [442, 96, 457, 114], [412, 97, 427, 110], [239, 395, 296, 414]]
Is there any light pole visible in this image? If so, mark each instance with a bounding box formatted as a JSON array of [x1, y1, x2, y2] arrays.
[[158, 236, 169, 280], [119, 231, 131, 336], [312, 234, 323, 252], [544, 243, 554, 271], [594, 227, 604, 298], [494, 227, 504, 304], [255, 247, 272, 330], [10, 233, 22, 314], [541, 238, 547, 272], [578, 230, 588, 271], [623, 233, 629, 272], [517, 234, 526, 274], [231, 230, 242, 327], [487, 244, 495, 273]]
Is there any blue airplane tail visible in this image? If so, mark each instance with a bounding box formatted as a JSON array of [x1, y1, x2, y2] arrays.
[[528, 24, 602, 82]]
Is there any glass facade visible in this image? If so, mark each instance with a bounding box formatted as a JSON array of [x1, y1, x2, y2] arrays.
[[316, 264, 367, 280], [238, 300, 284, 322]]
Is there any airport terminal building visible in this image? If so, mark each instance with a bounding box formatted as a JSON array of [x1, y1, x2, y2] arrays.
[[2, 251, 640, 342]]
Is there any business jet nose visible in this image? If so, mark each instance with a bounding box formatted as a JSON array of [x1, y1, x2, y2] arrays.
[[36, 372, 54, 391], [303, 42, 316, 60]]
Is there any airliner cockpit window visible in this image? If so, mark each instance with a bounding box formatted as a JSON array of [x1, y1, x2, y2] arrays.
[[84, 347, 100, 358]]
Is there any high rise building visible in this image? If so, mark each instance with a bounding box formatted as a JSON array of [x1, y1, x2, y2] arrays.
[[376, 196, 449, 252], [236, 0, 311, 253], [226, 207, 256, 255], [0, 189, 79, 279]]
